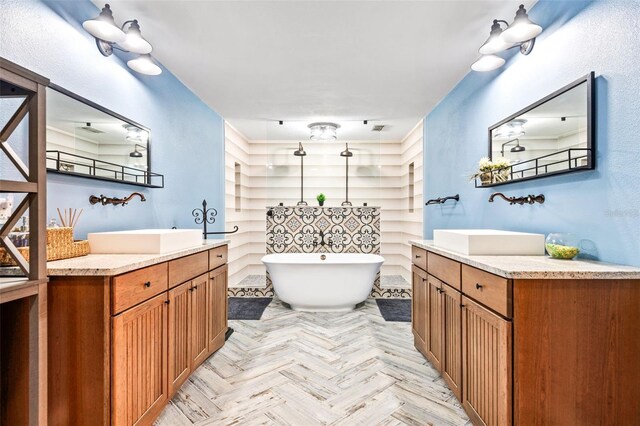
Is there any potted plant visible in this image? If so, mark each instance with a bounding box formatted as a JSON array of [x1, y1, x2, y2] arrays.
[[470, 157, 511, 185], [316, 193, 326, 206]]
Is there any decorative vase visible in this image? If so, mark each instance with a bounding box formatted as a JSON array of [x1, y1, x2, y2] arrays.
[[479, 172, 492, 185], [318, 200, 324, 206], [545, 233, 580, 259]]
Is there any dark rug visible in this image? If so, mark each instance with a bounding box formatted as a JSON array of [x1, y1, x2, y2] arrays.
[[228, 297, 272, 320], [376, 299, 411, 322]]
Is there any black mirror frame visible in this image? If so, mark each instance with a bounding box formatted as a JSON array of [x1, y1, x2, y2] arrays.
[[485, 71, 595, 187], [45, 83, 164, 188]]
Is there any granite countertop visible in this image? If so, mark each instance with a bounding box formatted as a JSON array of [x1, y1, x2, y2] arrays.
[[46, 239, 229, 277], [410, 240, 640, 280]]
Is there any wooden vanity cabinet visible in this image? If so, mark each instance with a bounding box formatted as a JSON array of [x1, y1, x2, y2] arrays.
[[411, 264, 428, 356], [441, 283, 462, 401], [426, 275, 443, 371], [167, 281, 191, 395], [190, 273, 210, 367], [48, 245, 229, 426], [462, 296, 511, 426], [111, 293, 169, 426], [208, 265, 228, 354], [411, 243, 640, 425]]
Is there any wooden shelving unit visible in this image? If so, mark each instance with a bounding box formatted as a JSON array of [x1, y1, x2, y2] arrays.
[[0, 57, 49, 425]]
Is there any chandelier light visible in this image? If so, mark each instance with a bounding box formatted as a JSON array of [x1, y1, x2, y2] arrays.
[[472, 4, 542, 72], [308, 122, 340, 141], [83, 4, 161, 75]]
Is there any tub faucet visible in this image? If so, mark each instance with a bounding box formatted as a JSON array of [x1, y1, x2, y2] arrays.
[[314, 230, 333, 247]]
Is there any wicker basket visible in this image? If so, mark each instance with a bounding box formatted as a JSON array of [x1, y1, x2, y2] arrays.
[[0, 227, 90, 266]]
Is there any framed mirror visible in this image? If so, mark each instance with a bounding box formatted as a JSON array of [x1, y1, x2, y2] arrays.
[[45, 84, 164, 187], [483, 72, 594, 187]]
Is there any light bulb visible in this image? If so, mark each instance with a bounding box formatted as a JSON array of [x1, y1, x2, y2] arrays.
[[127, 54, 162, 75], [82, 4, 126, 43], [118, 20, 153, 54], [471, 55, 505, 72]]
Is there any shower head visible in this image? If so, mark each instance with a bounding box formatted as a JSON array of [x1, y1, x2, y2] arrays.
[[510, 143, 526, 153], [129, 143, 145, 158], [340, 143, 353, 157], [293, 142, 306, 156]]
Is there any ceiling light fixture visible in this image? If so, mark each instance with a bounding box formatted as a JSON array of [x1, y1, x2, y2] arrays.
[[123, 124, 148, 143], [83, 4, 161, 75], [494, 119, 527, 139], [308, 122, 340, 141], [472, 4, 542, 72]]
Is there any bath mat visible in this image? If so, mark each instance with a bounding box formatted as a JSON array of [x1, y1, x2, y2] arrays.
[[376, 299, 411, 322], [228, 297, 272, 320]]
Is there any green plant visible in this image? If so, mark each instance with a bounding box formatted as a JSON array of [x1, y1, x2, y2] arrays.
[[316, 193, 326, 203]]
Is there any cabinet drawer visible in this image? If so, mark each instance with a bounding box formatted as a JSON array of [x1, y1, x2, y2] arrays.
[[411, 246, 427, 271], [168, 251, 208, 288], [209, 245, 228, 270], [428, 252, 461, 290], [112, 263, 168, 314], [462, 265, 512, 318]]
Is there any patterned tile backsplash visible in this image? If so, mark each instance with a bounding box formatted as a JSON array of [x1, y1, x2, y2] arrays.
[[229, 206, 410, 299]]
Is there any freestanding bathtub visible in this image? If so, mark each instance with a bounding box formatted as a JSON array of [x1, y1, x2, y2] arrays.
[[262, 253, 384, 312]]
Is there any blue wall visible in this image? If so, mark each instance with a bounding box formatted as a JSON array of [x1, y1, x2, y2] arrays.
[[1, 0, 226, 238], [424, 0, 640, 267]]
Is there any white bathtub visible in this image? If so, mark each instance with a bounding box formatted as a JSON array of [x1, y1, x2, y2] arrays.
[[261, 253, 384, 312]]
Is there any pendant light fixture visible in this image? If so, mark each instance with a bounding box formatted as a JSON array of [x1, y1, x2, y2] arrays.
[[83, 4, 161, 75], [308, 122, 340, 141], [471, 4, 542, 72]]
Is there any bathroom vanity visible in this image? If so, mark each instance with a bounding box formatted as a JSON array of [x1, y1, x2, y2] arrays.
[[410, 240, 640, 425], [46, 240, 229, 426]]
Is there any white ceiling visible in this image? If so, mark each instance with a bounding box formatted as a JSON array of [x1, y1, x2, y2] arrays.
[[99, 0, 535, 141]]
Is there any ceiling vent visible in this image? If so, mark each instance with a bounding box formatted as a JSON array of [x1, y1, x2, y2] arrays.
[[78, 122, 104, 134], [372, 124, 385, 132]]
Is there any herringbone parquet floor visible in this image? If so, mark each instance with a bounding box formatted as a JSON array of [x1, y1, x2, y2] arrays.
[[154, 298, 471, 426]]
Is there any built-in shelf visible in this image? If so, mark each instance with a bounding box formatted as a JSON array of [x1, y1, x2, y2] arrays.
[[475, 148, 592, 188], [46, 150, 165, 188]]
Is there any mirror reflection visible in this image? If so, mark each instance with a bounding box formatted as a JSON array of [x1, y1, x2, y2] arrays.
[[45, 86, 162, 187], [489, 74, 593, 184]]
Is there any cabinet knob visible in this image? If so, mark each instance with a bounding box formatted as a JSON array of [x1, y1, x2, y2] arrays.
[[193, 285, 198, 290], [217, 254, 224, 258], [415, 254, 421, 258], [164, 300, 170, 305], [144, 281, 151, 288], [475, 283, 483, 290], [460, 304, 465, 308]]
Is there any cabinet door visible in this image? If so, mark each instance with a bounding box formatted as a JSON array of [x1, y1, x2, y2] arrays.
[[462, 296, 512, 426], [426, 274, 443, 372], [441, 283, 462, 401], [190, 273, 209, 368], [208, 265, 228, 355], [168, 281, 191, 396], [411, 266, 428, 354], [112, 293, 168, 426]]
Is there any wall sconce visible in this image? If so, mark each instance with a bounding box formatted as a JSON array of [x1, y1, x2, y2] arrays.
[[83, 4, 161, 75], [472, 4, 542, 72]]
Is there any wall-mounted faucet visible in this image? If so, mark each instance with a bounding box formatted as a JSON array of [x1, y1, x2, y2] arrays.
[[89, 192, 146, 206], [488, 192, 545, 205], [314, 229, 333, 248]]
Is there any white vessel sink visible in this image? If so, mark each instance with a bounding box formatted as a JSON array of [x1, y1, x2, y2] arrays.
[[88, 229, 202, 254], [433, 229, 545, 256]]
